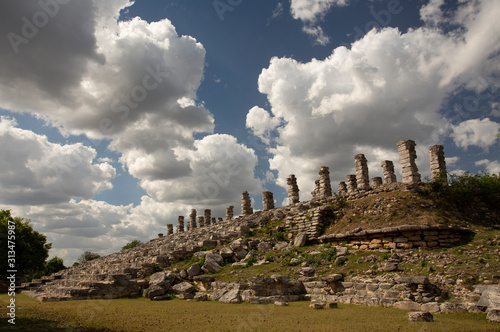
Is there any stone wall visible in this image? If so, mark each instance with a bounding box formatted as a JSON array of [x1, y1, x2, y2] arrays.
[[319, 225, 472, 249]]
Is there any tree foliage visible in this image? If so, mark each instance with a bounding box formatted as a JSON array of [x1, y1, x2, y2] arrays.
[[0, 210, 51, 279], [76, 251, 101, 265], [43, 256, 66, 276], [122, 240, 143, 250]]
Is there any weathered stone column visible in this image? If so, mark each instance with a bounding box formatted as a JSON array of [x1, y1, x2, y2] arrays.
[[189, 209, 197, 230], [211, 217, 216, 225], [286, 174, 300, 204], [204, 209, 211, 227], [177, 216, 184, 233], [241, 191, 253, 216], [429, 145, 447, 183], [371, 177, 383, 187], [262, 191, 275, 211], [226, 206, 234, 220], [381, 160, 397, 184], [167, 224, 174, 235], [338, 181, 347, 195], [198, 216, 205, 228], [318, 166, 333, 198], [398, 140, 421, 184], [354, 154, 370, 190], [346, 174, 357, 194], [218, 217, 223, 223]]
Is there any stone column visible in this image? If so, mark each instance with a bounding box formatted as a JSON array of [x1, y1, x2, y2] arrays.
[[198, 216, 205, 228], [354, 154, 370, 190], [429, 145, 447, 183], [338, 181, 347, 195], [204, 209, 211, 227], [262, 191, 275, 211], [241, 191, 253, 216], [211, 217, 216, 225], [226, 206, 234, 220], [318, 166, 333, 198], [167, 224, 174, 235], [381, 160, 397, 184], [177, 216, 184, 233], [218, 217, 223, 223], [346, 174, 357, 194], [189, 209, 197, 230], [286, 174, 300, 204], [371, 177, 383, 187], [398, 140, 421, 184]]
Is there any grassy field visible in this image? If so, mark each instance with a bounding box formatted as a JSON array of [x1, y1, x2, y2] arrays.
[[1, 294, 499, 332]]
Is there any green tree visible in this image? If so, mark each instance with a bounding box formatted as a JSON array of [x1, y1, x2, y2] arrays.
[[43, 256, 66, 276], [76, 251, 100, 265], [0, 210, 51, 279], [122, 240, 143, 250]]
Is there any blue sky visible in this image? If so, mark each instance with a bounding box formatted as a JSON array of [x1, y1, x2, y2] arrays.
[[1, 0, 499, 265]]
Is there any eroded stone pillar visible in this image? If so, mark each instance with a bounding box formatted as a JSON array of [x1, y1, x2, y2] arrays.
[[338, 181, 347, 195], [398, 140, 421, 184], [167, 224, 174, 235], [198, 216, 205, 228], [381, 160, 397, 184], [211, 217, 216, 225], [204, 209, 211, 227], [241, 191, 253, 216], [177, 216, 184, 233], [429, 145, 447, 183], [218, 217, 223, 223], [189, 209, 197, 230], [318, 166, 333, 198], [371, 177, 383, 187], [354, 154, 370, 190], [287, 174, 300, 205], [346, 174, 357, 194], [226, 206, 234, 220], [262, 191, 275, 211]]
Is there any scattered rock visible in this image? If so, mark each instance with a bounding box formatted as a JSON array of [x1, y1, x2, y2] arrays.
[[187, 263, 201, 277], [274, 301, 289, 306], [194, 292, 209, 301], [257, 241, 272, 251], [274, 241, 289, 251], [487, 309, 500, 323], [301, 267, 316, 277], [294, 232, 308, 247], [310, 302, 325, 309], [219, 290, 242, 304], [202, 259, 222, 273], [407, 311, 433, 322], [172, 282, 195, 294], [325, 302, 338, 308]]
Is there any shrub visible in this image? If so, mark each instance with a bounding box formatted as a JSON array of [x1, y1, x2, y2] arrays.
[[274, 231, 285, 241], [318, 248, 337, 262], [381, 252, 390, 260], [244, 256, 256, 266]]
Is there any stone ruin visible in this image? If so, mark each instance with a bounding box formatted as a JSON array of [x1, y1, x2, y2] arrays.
[[226, 206, 234, 220], [381, 160, 397, 184], [354, 154, 370, 190], [286, 174, 299, 205], [262, 191, 274, 211], [22, 139, 490, 317], [398, 139, 421, 184], [312, 166, 333, 200], [241, 191, 253, 216], [429, 145, 447, 183]]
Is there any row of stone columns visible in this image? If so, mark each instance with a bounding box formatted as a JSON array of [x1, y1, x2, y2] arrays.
[[166, 140, 447, 235]]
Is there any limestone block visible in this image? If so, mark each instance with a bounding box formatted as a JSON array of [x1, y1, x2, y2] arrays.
[[219, 290, 242, 304], [172, 282, 195, 294], [202, 259, 222, 273], [187, 263, 201, 277], [294, 232, 308, 247]]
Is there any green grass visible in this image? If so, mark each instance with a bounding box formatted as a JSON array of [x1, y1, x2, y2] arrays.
[[1, 294, 498, 332]]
